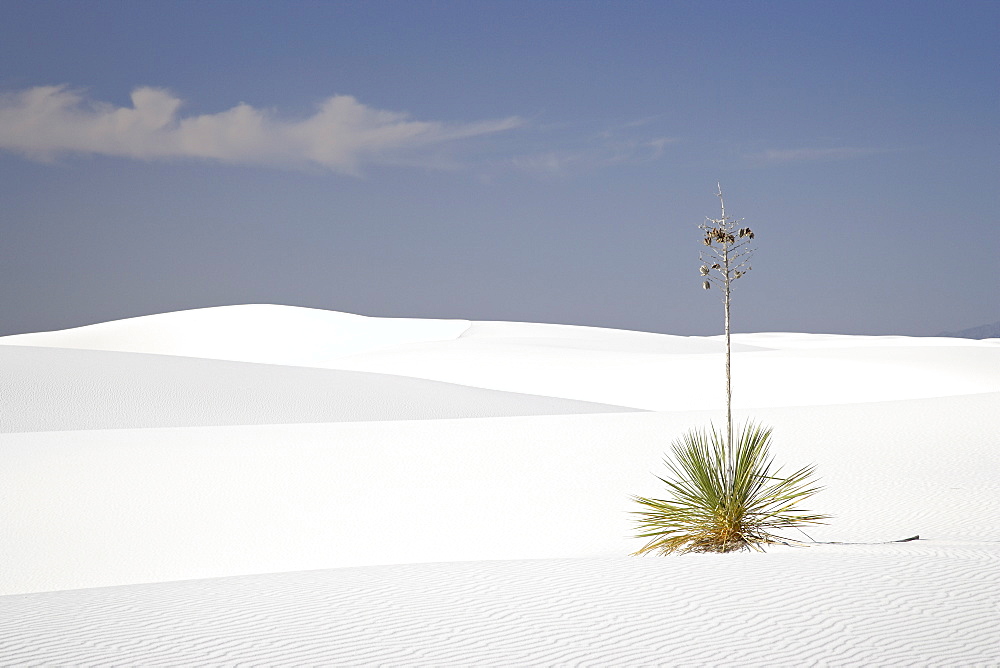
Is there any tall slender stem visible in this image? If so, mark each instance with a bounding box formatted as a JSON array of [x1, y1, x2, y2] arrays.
[[701, 184, 752, 473], [724, 255, 732, 460], [717, 185, 733, 461]]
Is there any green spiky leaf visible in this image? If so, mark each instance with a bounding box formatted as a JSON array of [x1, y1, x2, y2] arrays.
[[631, 422, 830, 555]]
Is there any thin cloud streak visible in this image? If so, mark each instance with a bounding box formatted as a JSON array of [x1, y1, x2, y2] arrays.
[[509, 123, 676, 177], [0, 86, 524, 174], [746, 146, 882, 166]]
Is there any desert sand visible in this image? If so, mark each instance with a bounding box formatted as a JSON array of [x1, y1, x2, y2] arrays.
[[1, 304, 997, 665]]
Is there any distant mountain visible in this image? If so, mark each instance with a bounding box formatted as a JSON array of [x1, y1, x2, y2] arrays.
[[938, 321, 1000, 339]]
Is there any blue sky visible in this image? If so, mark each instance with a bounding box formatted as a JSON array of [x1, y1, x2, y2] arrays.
[[1, 0, 997, 336]]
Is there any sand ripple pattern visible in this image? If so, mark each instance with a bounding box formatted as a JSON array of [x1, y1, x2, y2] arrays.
[[2, 543, 998, 667]]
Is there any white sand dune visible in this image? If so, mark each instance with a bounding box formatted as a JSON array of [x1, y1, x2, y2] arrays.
[[6, 304, 995, 411], [1, 304, 998, 665], [325, 322, 999, 408], [0, 304, 472, 365]]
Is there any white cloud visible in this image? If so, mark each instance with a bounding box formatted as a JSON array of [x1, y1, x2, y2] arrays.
[[508, 120, 676, 177], [746, 146, 881, 165], [0, 86, 524, 173]]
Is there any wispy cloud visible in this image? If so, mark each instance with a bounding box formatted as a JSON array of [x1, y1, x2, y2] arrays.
[[508, 118, 676, 177], [0, 86, 524, 174], [745, 146, 882, 166]]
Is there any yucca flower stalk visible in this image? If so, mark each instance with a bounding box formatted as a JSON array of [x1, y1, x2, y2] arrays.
[[631, 423, 829, 554], [699, 184, 754, 457]]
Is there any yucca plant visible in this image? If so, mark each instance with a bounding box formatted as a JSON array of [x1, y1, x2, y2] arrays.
[[631, 186, 828, 554], [631, 422, 829, 554]]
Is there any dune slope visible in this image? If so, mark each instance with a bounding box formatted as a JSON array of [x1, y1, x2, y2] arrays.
[[0, 345, 636, 432]]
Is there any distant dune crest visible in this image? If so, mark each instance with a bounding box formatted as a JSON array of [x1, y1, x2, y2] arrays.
[[0, 304, 997, 422], [0, 304, 472, 365]]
